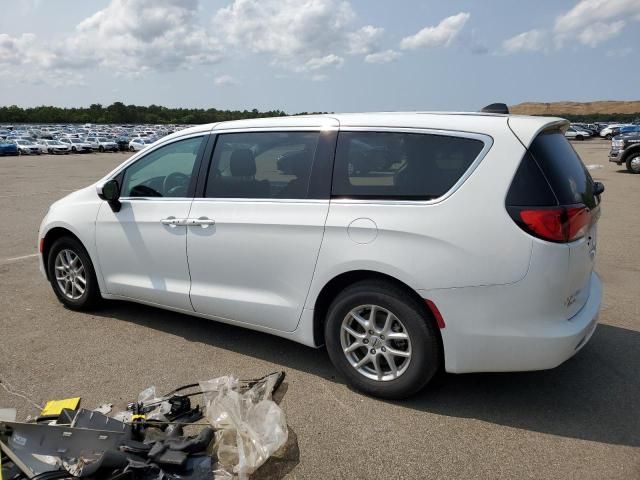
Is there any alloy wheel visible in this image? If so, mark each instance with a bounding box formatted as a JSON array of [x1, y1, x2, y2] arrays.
[[54, 249, 86, 300], [340, 304, 412, 381]]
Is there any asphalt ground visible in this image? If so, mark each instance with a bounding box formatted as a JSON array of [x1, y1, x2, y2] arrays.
[[0, 141, 638, 479]]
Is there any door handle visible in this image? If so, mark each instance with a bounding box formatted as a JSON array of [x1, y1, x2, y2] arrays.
[[188, 217, 216, 228], [160, 216, 188, 227]]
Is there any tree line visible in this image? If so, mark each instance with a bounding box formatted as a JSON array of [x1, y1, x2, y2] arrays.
[[1, 102, 638, 125], [0, 103, 292, 125]]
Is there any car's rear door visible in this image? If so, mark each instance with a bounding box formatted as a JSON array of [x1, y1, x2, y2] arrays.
[[186, 128, 337, 332], [95, 134, 208, 310], [528, 131, 601, 319]]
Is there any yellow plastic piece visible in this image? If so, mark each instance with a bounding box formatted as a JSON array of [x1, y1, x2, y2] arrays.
[[131, 414, 146, 421], [40, 397, 81, 417]]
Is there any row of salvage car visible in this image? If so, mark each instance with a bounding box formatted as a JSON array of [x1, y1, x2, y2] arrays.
[[0, 137, 157, 155], [0, 123, 183, 156]]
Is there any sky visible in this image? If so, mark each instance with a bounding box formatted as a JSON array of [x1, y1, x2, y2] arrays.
[[0, 0, 639, 113]]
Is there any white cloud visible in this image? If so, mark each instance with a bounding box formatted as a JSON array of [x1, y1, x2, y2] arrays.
[[347, 25, 384, 54], [502, 0, 640, 53], [555, 0, 640, 33], [364, 49, 401, 64], [302, 54, 344, 71], [61, 0, 222, 74], [214, 0, 354, 60], [214, 74, 238, 86], [400, 12, 470, 50], [554, 0, 640, 47], [0, 33, 85, 87], [575, 20, 626, 47], [502, 29, 546, 53], [311, 74, 328, 82]]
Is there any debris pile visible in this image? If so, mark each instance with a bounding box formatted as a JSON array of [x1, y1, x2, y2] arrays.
[[0, 372, 287, 480]]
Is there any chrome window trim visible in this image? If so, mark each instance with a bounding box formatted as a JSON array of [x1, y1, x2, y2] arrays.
[[330, 126, 494, 206]]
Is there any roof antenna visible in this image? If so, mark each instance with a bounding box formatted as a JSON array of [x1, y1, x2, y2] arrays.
[[480, 103, 509, 114]]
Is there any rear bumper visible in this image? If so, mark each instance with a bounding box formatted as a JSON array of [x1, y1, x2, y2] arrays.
[[422, 272, 602, 374]]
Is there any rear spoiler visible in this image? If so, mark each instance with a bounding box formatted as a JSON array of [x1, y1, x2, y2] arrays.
[[508, 117, 570, 148]]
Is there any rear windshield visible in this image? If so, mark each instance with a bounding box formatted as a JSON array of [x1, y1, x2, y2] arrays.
[[332, 131, 485, 200], [529, 131, 597, 208]]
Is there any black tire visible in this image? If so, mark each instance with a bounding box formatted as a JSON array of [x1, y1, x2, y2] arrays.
[[606, 134, 612, 140], [324, 280, 441, 399], [129, 146, 135, 152], [626, 152, 640, 174], [47, 236, 102, 310], [576, 135, 584, 141], [99, 146, 104, 152], [71, 146, 77, 153]]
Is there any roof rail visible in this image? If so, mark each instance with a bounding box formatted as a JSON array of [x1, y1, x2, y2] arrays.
[[480, 103, 510, 114]]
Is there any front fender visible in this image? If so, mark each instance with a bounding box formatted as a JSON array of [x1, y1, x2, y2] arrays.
[[39, 187, 105, 293]]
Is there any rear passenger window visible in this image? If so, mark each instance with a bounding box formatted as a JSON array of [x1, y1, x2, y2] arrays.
[[332, 132, 485, 200], [205, 131, 321, 199]]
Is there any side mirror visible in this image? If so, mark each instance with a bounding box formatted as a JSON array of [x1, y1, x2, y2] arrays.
[[593, 181, 605, 196], [97, 179, 122, 212]]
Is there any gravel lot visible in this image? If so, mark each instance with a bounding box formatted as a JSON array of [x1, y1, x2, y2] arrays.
[[1, 141, 638, 479]]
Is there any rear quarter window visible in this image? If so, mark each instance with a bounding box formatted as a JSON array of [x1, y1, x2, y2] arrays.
[[332, 131, 485, 200], [529, 131, 598, 208]]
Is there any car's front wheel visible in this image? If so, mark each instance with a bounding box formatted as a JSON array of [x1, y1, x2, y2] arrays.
[[324, 280, 441, 399], [47, 236, 102, 310], [626, 152, 640, 174]]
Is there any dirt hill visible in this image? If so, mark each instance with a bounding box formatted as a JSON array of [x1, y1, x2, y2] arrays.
[[509, 101, 640, 115]]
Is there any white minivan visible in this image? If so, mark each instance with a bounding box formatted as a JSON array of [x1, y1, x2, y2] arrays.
[[38, 111, 604, 398]]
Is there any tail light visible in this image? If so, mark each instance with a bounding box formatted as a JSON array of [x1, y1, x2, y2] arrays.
[[510, 205, 596, 243]]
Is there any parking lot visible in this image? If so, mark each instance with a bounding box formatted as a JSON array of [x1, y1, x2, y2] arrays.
[[0, 141, 638, 479]]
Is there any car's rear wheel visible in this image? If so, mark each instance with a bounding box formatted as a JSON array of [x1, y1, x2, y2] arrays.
[[99, 146, 104, 152], [626, 152, 640, 174], [324, 280, 441, 399], [130, 146, 135, 151], [47, 236, 101, 310]]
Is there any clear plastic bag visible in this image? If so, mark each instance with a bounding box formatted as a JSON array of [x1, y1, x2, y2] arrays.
[[199, 373, 287, 480]]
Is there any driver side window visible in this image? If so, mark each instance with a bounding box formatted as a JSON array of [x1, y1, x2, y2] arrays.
[[121, 136, 204, 198]]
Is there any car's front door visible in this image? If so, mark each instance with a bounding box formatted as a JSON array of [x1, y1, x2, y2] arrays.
[[95, 134, 207, 310], [186, 129, 336, 331]]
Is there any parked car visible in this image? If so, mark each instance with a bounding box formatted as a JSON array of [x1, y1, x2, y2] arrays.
[[618, 125, 640, 135], [83, 137, 100, 151], [59, 138, 94, 153], [45, 140, 71, 154], [83, 137, 117, 152], [609, 131, 640, 173], [564, 126, 591, 140], [0, 139, 19, 156], [31, 139, 49, 154], [600, 125, 623, 140], [128, 138, 153, 151], [96, 137, 119, 152], [115, 136, 131, 151], [38, 112, 604, 399], [15, 139, 42, 155]]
